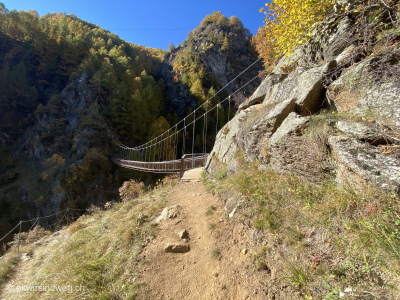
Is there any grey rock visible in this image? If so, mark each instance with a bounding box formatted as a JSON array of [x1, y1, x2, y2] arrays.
[[240, 74, 288, 111], [224, 197, 240, 218], [267, 112, 333, 182], [337, 121, 389, 145], [261, 65, 325, 115], [329, 135, 400, 190], [236, 98, 296, 162], [206, 105, 259, 175], [335, 45, 356, 65], [154, 205, 181, 224], [327, 51, 400, 129], [164, 243, 190, 253], [269, 113, 310, 147]]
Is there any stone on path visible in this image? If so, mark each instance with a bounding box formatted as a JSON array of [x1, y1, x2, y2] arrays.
[[153, 205, 181, 224], [164, 243, 190, 253], [178, 229, 189, 239]]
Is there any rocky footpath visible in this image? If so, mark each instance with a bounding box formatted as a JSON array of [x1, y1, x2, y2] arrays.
[[206, 5, 400, 197]]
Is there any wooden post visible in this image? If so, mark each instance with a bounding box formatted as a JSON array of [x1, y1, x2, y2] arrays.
[[180, 155, 186, 177], [35, 217, 39, 241], [17, 221, 22, 254]]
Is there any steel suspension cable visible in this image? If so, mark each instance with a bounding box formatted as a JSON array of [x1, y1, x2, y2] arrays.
[[192, 110, 196, 168], [117, 57, 262, 151], [116, 74, 260, 158], [182, 118, 186, 156]]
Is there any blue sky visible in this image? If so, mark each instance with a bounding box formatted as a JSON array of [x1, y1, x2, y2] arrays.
[[3, 0, 267, 50]]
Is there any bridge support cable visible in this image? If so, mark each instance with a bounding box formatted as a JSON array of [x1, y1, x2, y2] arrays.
[[182, 118, 186, 156], [116, 57, 262, 154], [205, 101, 208, 156], [202, 112, 206, 156], [216, 103, 219, 137], [192, 110, 196, 169], [174, 126, 178, 170], [228, 95, 231, 122], [112, 72, 261, 173]]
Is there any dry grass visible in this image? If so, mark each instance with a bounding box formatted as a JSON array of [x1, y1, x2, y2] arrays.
[[0, 251, 19, 287], [207, 163, 400, 299], [0, 175, 178, 299]]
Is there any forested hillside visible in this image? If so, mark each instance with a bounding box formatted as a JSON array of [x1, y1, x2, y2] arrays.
[[0, 3, 171, 241], [0, 4, 261, 243]]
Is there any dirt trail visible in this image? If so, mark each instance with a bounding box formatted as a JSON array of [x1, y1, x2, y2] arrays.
[[0, 173, 268, 299], [137, 180, 265, 300]]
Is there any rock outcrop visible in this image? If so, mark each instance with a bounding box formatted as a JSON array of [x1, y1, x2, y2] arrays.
[[207, 7, 400, 191], [161, 12, 262, 118]]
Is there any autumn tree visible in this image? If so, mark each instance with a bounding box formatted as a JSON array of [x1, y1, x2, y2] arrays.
[[190, 78, 206, 102], [254, 0, 334, 67]]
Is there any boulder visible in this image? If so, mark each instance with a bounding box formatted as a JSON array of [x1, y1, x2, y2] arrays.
[[268, 113, 310, 147], [337, 121, 389, 145], [239, 74, 288, 111], [261, 65, 326, 115], [328, 135, 400, 190]]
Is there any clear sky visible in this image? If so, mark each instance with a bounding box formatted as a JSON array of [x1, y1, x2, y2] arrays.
[[2, 0, 267, 50]]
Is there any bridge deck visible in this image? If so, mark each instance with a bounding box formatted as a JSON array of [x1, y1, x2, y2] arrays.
[[112, 154, 209, 175]]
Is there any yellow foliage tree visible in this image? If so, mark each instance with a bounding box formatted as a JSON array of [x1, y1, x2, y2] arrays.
[[254, 0, 334, 67]]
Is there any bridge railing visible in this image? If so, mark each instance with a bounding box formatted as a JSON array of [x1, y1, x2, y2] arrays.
[[111, 153, 209, 175], [180, 153, 208, 177]]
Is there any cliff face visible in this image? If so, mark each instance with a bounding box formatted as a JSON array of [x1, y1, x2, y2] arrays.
[[5, 73, 115, 224], [207, 5, 400, 191]]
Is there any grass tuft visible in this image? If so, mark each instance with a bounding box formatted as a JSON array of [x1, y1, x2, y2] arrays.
[[211, 247, 221, 258], [205, 205, 216, 216]]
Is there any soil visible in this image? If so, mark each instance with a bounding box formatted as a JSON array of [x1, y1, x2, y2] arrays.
[[137, 180, 269, 300], [0, 176, 272, 299]]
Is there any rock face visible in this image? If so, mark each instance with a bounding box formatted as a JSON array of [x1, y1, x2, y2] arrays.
[[236, 99, 296, 163], [206, 105, 259, 175], [329, 135, 400, 190], [10, 73, 115, 223], [327, 50, 400, 129], [207, 8, 400, 191]]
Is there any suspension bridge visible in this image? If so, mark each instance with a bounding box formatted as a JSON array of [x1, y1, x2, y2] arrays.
[[112, 58, 262, 175]]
